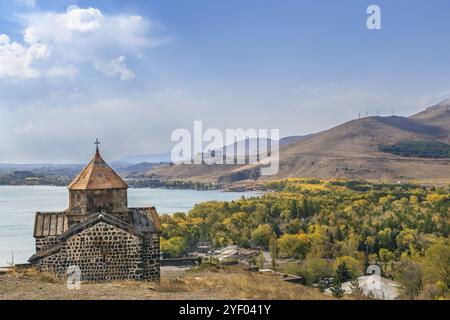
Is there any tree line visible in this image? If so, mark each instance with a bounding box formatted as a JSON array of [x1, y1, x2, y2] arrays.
[[160, 178, 449, 299]]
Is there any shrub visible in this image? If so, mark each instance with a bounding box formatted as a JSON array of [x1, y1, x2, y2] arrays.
[[38, 272, 59, 283]]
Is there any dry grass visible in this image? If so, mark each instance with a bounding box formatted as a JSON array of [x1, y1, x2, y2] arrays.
[[37, 272, 59, 283], [182, 266, 335, 300], [0, 265, 334, 300]]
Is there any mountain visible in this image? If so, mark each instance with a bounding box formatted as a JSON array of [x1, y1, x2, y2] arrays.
[[410, 99, 450, 131], [280, 134, 315, 146], [118, 135, 310, 165], [117, 152, 172, 164], [206, 135, 312, 158], [147, 100, 450, 184]]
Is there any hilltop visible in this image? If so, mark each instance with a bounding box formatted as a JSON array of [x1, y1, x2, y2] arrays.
[[148, 100, 450, 184]]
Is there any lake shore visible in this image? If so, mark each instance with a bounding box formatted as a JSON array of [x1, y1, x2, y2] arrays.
[[0, 186, 261, 265]]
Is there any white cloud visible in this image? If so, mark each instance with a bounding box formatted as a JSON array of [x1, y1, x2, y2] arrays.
[[65, 6, 103, 32], [0, 89, 210, 162], [0, 5, 168, 80], [0, 33, 47, 78], [94, 56, 135, 81], [46, 65, 79, 79]]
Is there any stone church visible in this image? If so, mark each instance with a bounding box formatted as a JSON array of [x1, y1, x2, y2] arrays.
[[29, 142, 161, 282]]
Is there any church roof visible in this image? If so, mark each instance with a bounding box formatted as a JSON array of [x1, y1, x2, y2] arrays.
[[68, 149, 128, 190], [29, 210, 161, 262], [129, 207, 162, 233], [33, 208, 160, 240], [33, 211, 68, 238], [59, 212, 145, 241]]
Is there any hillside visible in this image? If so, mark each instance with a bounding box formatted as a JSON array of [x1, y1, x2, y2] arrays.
[[148, 100, 450, 183], [410, 99, 450, 131], [0, 266, 332, 300]]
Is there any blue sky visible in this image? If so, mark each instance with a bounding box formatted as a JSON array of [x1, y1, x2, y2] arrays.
[[0, 0, 449, 162]]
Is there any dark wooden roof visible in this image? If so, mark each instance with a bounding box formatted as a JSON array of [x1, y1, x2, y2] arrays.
[[33, 212, 68, 238], [29, 210, 161, 262], [129, 207, 161, 233], [59, 213, 145, 241], [34, 208, 160, 239], [68, 150, 128, 190], [29, 245, 62, 262]]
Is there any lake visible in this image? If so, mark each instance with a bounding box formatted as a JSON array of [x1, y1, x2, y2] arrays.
[[0, 186, 261, 265]]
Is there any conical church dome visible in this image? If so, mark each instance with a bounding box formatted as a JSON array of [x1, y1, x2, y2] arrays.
[[69, 149, 128, 190]]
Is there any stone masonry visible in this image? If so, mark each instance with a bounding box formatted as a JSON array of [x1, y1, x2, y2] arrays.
[[29, 145, 161, 282]]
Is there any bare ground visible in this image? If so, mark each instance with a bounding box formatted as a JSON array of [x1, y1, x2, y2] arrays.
[[0, 266, 333, 300]]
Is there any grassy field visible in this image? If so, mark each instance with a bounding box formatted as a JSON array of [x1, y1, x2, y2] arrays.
[[0, 265, 335, 300]]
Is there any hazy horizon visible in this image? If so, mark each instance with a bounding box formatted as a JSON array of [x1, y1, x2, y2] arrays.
[[0, 100, 445, 165], [1, 0, 450, 163]]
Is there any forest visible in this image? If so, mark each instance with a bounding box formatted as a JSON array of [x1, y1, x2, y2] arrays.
[[160, 178, 449, 299], [379, 140, 450, 158]]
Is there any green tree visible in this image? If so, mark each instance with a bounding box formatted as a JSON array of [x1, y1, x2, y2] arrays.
[[290, 199, 300, 218], [251, 224, 273, 248], [330, 278, 344, 298], [305, 258, 333, 285], [158, 177, 450, 295], [256, 251, 265, 269], [334, 256, 361, 280], [335, 261, 352, 282], [300, 197, 315, 218], [424, 242, 450, 287], [350, 279, 363, 296], [396, 228, 417, 253], [269, 237, 278, 270], [379, 248, 395, 273]]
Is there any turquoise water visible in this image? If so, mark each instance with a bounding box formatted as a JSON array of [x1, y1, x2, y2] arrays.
[[0, 186, 260, 265]]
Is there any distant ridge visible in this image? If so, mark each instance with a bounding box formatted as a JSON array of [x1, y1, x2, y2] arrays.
[[117, 135, 311, 165], [147, 100, 450, 183], [117, 152, 172, 164]]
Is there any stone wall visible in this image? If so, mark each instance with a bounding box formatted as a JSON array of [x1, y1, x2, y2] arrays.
[[35, 222, 160, 282], [142, 234, 160, 281], [35, 236, 60, 252], [112, 211, 131, 224], [69, 189, 128, 215]]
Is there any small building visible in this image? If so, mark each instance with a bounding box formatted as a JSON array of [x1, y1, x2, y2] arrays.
[[196, 241, 212, 255], [29, 142, 161, 282], [212, 245, 258, 262]]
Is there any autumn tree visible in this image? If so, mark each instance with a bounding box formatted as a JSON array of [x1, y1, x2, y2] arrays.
[[160, 237, 188, 258], [396, 259, 424, 299], [423, 242, 450, 288], [251, 224, 274, 248], [277, 233, 310, 259]]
